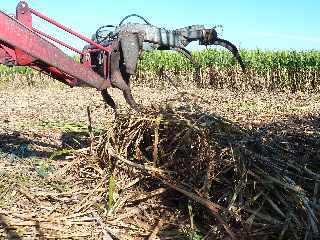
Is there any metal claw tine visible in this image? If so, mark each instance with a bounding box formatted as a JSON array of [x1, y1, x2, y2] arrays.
[[109, 40, 141, 112], [101, 89, 117, 110], [213, 38, 246, 72]]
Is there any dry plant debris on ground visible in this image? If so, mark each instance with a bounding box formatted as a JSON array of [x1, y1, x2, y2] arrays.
[[0, 80, 320, 239]]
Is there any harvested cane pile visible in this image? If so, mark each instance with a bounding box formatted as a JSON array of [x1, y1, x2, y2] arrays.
[[97, 104, 320, 239]]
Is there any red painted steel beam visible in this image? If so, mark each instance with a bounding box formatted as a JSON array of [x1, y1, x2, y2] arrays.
[[29, 7, 110, 52], [31, 27, 83, 55], [17, 2, 82, 55], [0, 10, 110, 90]]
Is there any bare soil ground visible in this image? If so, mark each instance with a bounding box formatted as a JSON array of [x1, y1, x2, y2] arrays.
[[0, 80, 320, 239]]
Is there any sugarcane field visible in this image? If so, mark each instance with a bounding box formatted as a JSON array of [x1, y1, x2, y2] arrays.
[[0, 1, 319, 240]]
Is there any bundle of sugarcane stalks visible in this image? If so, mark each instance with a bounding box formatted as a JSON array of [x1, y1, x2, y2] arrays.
[[95, 103, 320, 240]]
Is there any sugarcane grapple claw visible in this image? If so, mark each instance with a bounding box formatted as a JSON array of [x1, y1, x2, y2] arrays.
[[0, 2, 245, 112]]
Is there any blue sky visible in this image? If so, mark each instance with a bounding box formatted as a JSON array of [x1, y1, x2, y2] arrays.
[[1, 0, 319, 53]]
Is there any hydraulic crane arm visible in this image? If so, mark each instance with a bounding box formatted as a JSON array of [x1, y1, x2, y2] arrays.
[[0, 2, 245, 112]]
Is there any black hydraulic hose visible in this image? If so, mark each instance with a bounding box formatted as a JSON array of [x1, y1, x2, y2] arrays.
[[95, 25, 116, 43], [119, 14, 151, 26], [176, 48, 201, 85], [213, 38, 246, 72], [176, 48, 198, 67]]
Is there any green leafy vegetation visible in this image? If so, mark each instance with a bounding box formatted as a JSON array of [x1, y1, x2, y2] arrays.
[[137, 49, 320, 91], [1, 49, 320, 91], [138, 49, 320, 72]]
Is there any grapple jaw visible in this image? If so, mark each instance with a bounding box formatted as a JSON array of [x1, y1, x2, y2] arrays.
[[106, 40, 141, 111], [101, 22, 245, 111]]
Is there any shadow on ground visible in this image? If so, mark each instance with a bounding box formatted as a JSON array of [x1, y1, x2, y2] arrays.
[[60, 131, 90, 149], [0, 131, 57, 159], [0, 130, 90, 160]]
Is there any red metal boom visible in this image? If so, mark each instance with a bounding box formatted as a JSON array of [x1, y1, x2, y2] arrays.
[[0, 1, 111, 89]]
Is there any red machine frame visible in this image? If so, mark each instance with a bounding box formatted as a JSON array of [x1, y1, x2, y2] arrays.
[[0, 1, 111, 90]]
